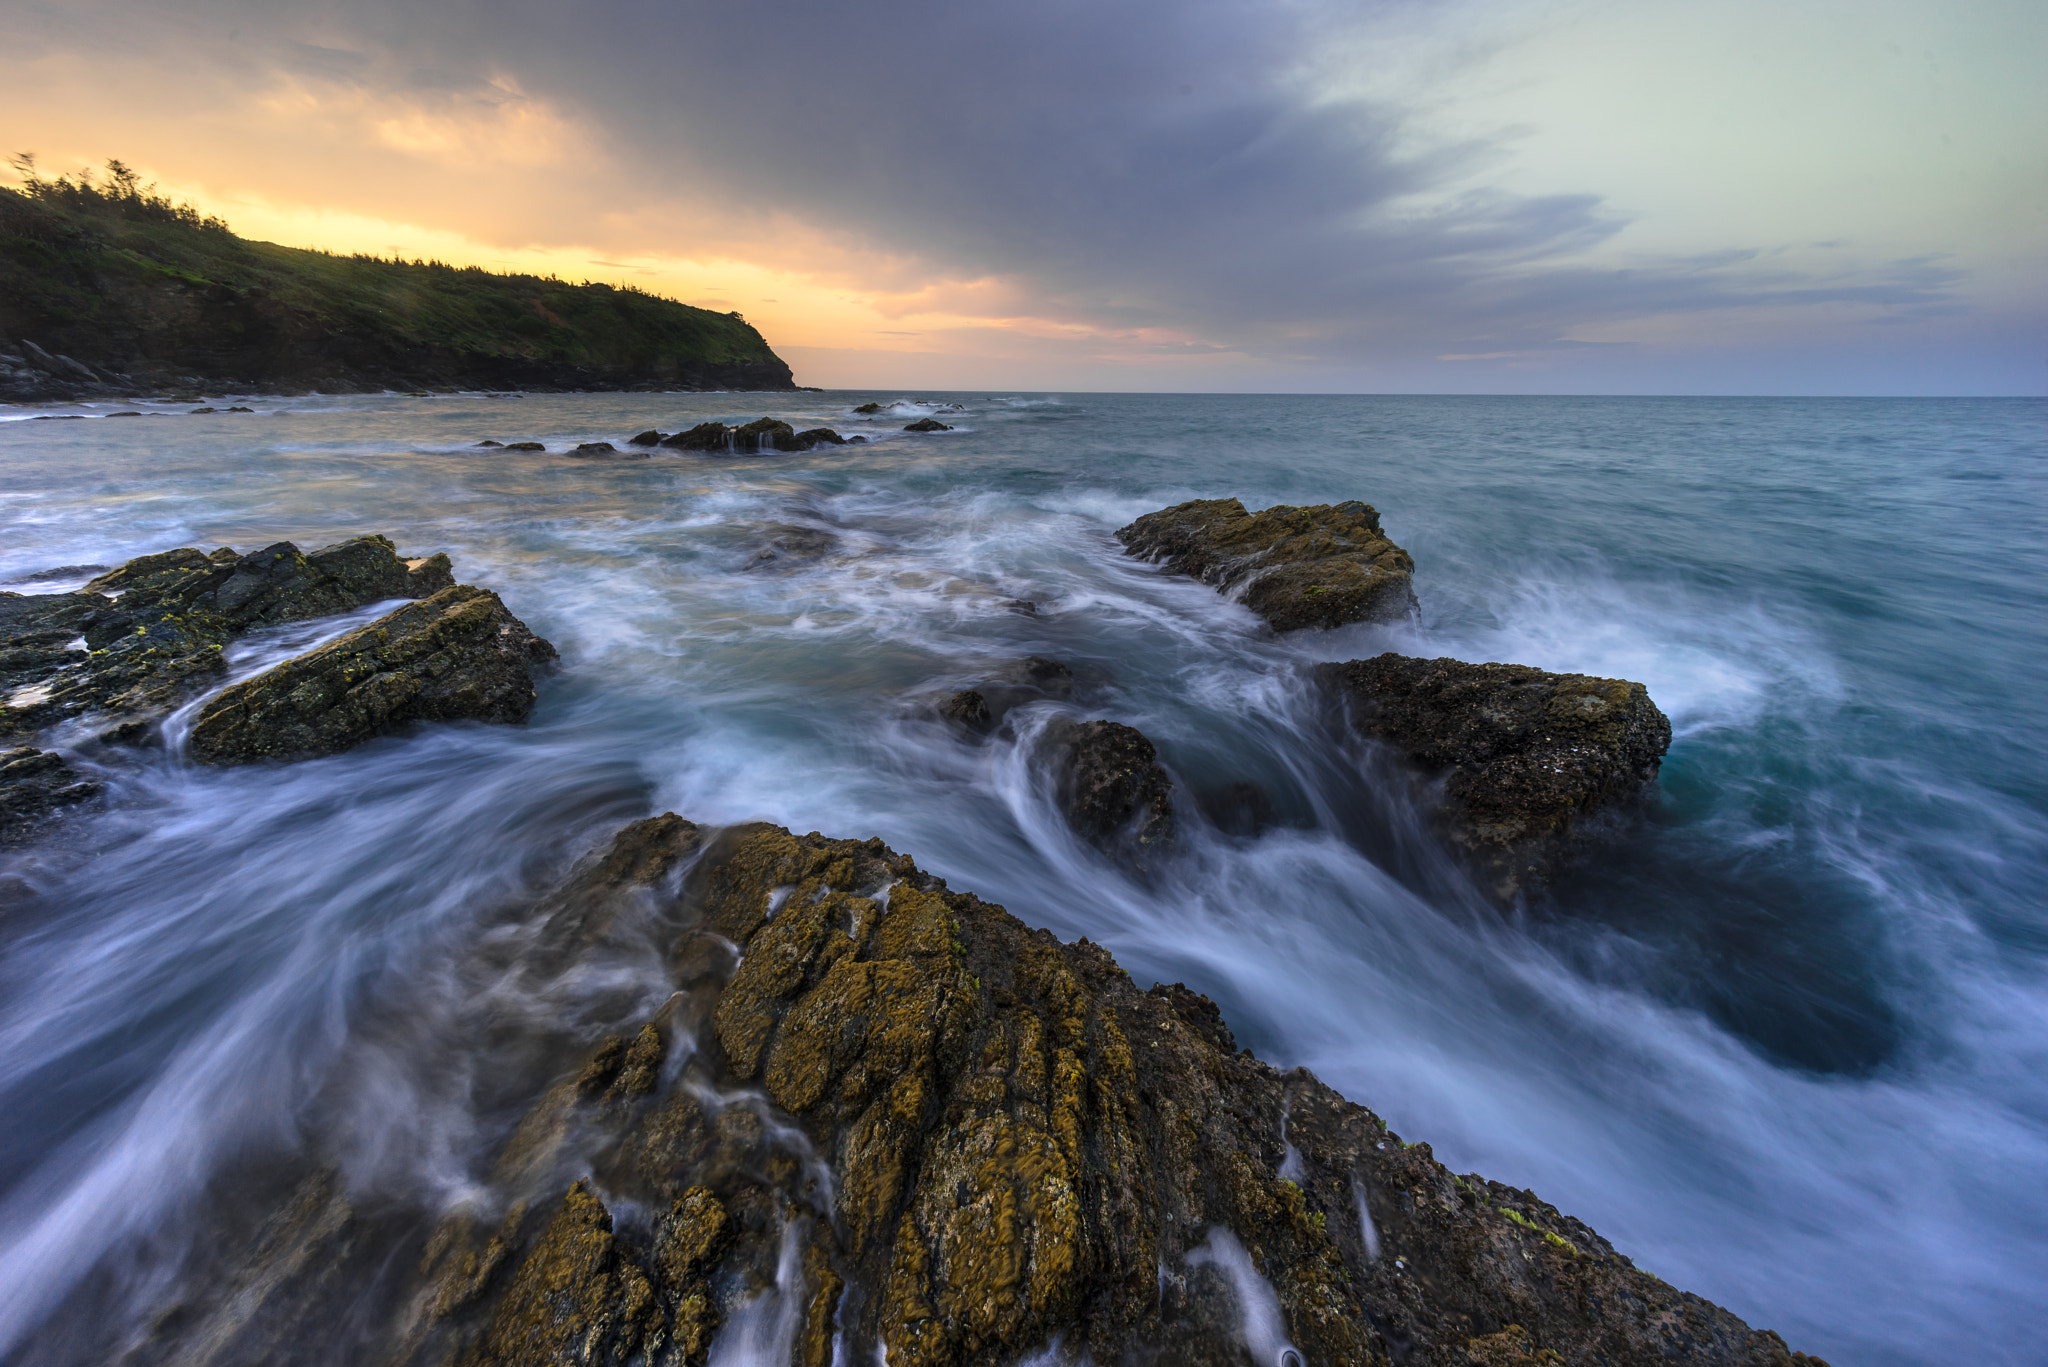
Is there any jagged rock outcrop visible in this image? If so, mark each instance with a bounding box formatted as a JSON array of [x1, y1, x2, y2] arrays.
[[1319, 654, 1672, 903], [0, 745, 100, 843], [188, 585, 557, 764], [115, 817, 1821, 1367], [1117, 498, 1417, 631], [1, 536, 457, 739], [1045, 717, 1176, 851]]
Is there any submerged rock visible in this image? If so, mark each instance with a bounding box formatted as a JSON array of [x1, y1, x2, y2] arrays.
[[1117, 497, 1417, 631], [188, 584, 557, 765], [936, 688, 993, 735], [133, 817, 1820, 1367], [743, 523, 843, 571], [902, 417, 953, 432], [1197, 779, 1278, 838], [933, 655, 1080, 736], [1045, 716, 1176, 850], [852, 401, 886, 413], [0, 746, 100, 844], [1319, 653, 1672, 902], [503, 441, 545, 451]]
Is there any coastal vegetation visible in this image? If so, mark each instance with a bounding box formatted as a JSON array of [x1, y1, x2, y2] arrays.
[[0, 156, 796, 397]]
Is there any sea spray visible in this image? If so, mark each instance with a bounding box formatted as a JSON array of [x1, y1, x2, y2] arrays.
[[1186, 1227, 1306, 1367]]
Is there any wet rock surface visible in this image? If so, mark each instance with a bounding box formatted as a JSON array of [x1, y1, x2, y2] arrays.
[[1045, 717, 1177, 851], [114, 817, 1821, 1367], [1, 536, 458, 739], [1117, 497, 1418, 631], [743, 524, 843, 572], [902, 417, 953, 432], [0, 745, 100, 844], [1319, 653, 1673, 903], [188, 584, 558, 765], [662, 419, 847, 454]]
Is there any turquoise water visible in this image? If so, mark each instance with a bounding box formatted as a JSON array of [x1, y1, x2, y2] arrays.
[[0, 392, 2043, 1364]]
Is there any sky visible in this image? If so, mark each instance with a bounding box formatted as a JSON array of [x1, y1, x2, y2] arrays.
[[4, 0, 2043, 394]]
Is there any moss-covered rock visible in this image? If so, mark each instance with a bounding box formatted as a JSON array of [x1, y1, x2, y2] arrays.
[[1117, 497, 1418, 631], [1, 537, 461, 743], [1319, 653, 1672, 902], [187, 585, 557, 764], [124, 816, 1825, 1367]]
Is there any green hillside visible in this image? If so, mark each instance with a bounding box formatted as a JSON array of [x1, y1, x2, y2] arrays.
[[0, 165, 797, 397]]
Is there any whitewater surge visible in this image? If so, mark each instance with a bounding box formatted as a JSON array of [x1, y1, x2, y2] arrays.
[[0, 392, 2043, 1365]]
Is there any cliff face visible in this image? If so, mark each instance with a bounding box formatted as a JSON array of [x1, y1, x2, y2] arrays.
[[95, 817, 1822, 1367], [0, 187, 797, 397]]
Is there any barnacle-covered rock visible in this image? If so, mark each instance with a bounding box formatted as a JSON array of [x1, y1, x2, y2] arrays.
[[1044, 717, 1176, 851]]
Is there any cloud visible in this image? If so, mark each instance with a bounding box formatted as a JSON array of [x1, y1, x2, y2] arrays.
[[4, 0, 2040, 391]]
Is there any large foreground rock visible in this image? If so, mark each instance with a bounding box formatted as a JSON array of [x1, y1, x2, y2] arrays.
[[1320, 653, 1672, 902], [118, 817, 1820, 1367], [188, 585, 557, 764], [1117, 498, 1417, 631], [1, 536, 456, 739]]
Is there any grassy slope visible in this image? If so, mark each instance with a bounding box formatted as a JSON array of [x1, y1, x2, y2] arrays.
[[0, 187, 795, 390]]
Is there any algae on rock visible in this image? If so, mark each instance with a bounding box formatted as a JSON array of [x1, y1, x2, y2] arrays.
[[188, 584, 557, 765], [1, 535, 459, 741], [112, 816, 1823, 1367], [1319, 653, 1673, 903], [1117, 497, 1418, 631]]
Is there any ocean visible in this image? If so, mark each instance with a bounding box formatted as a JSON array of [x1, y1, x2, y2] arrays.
[[0, 391, 2043, 1364]]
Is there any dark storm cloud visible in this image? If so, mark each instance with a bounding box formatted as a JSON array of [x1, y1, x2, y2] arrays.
[[33, 0, 1965, 361]]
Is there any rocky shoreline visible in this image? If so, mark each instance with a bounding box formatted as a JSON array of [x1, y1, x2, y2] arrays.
[[0, 501, 1815, 1364], [47, 816, 1821, 1367]]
